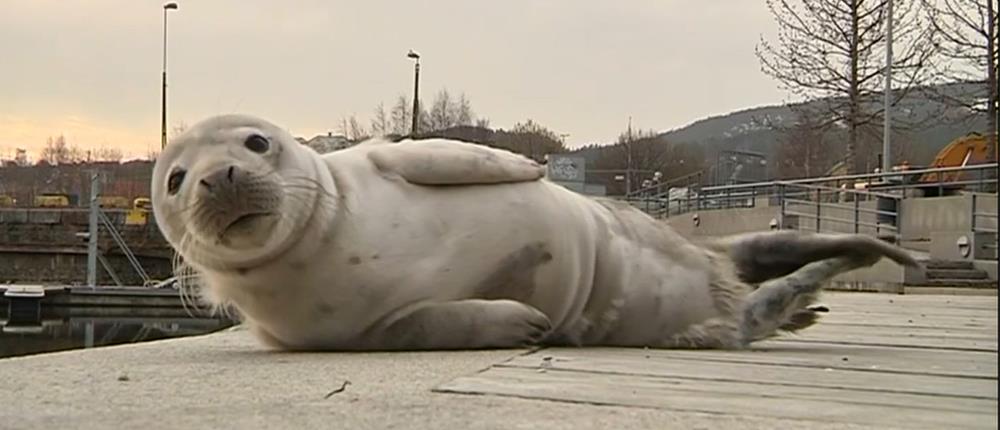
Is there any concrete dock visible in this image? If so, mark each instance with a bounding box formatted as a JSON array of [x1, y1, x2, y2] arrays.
[[0, 292, 996, 430]]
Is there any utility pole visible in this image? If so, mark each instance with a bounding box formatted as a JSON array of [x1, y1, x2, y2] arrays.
[[626, 117, 633, 196], [988, 0, 997, 164], [86, 173, 99, 288], [876, 0, 898, 239], [882, 0, 893, 174]]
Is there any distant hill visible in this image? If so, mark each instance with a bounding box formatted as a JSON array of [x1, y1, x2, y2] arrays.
[[654, 82, 991, 170]]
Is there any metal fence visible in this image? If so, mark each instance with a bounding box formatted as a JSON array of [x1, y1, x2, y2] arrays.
[[971, 192, 999, 255], [623, 163, 998, 244]]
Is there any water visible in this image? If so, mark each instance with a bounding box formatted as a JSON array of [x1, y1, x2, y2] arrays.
[[0, 300, 235, 359]]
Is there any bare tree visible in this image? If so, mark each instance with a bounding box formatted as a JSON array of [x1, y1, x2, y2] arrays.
[[378, 89, 479, 136], [429, 89, 455, 131], [588, 127, 700, 196], [349, 116, 368, 141], [40, 135, 84, 165], [923, 0, 998, 160], [757, 0, 936, 173], [92, 147, 125, 163], [416, 100, 432, 135], [39, 136, 61, 165], [390, 95, 412, 135], [370, 103, 391, 137], [775, 106, 838, 178], [493, 119, 566, 162], [339, 114, 370, 142], [453, 93, 475, 126], [612, 123, 671, 194], [425, 89, 479, 132]]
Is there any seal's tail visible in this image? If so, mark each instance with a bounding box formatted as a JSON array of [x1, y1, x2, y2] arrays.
[[707, 231, 922, 344]]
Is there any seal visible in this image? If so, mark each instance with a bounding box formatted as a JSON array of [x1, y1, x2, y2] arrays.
[[152, 114, 921, 351]]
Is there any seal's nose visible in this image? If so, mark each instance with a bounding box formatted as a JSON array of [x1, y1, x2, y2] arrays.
[[198, 165, 238, 193]]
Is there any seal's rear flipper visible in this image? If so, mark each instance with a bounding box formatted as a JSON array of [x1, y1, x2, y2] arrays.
[[779, 306, 823, 332], [710, 231, 921, 284], [729, 232, 921, 345], [739, 256, 861, 344]]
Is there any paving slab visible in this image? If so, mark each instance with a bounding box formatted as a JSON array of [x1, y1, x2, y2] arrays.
[[1, 292, 996, 430]]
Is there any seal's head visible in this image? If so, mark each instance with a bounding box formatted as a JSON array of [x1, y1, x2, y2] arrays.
[[152, 114, 335, 272]]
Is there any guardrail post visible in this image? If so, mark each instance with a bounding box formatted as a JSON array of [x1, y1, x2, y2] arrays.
[[815, 189, 821, 233], [84, 321, 95, 348], [778, 183, 786, 229], [897, 197, 904, 243], [971, 193, 977, 232], [854, 196, 860, 234]]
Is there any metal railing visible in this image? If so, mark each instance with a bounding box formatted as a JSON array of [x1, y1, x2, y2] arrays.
[[971, 193, 999, 255], [623, 163, 997, 244], [626, 163, 996, 213], [971, 193, 999, 235], [96, 253, 125, 286], [776, 181, 902, 241], [0, 173, 155, 287], [98, 209, 151, 285]]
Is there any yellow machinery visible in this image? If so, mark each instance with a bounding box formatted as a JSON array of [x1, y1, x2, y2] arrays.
[[0, 195, 14, 207], [133, 197, 152, 211], [822, 132, 997, 195], [125, 196, 152, 225], [918, 132, 998, 184], [33, 194, 70, 207], [97, 196, 130, 209]]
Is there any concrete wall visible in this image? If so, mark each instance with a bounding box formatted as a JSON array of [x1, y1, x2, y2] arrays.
[[827, 257, 909, 293], [0, 161, 153, 207], [901, 193, 997, 239], [0, 208, 173, 284], [0, 210, 171, 256], [659, 195, 1000, 289], [665, 191, 997, 246], [0, 252, 173, 286], [785, 200, 885, 236], [666, 206, 779, 238], [664, 198, 888, 239]]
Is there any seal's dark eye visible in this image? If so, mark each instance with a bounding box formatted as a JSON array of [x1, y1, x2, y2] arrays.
[[167, 169, 186, 195], [245, 134, 270, 153]]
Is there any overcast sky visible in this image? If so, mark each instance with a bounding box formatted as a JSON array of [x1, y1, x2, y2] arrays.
[[0, 1, 785, 158]]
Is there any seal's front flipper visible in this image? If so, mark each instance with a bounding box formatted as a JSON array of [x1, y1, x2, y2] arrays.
[[365, 299, 552, 351], [709, 231, 920, 284], [367, 139, 545, 186]]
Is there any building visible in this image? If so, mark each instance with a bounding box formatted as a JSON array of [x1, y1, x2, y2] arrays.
[[545, 154, 606, 196]]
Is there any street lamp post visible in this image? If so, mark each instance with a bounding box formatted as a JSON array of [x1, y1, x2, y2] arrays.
[[407, 50, 420, 136], [161, 2, 179, 150], [882, 0, 893, 174]]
